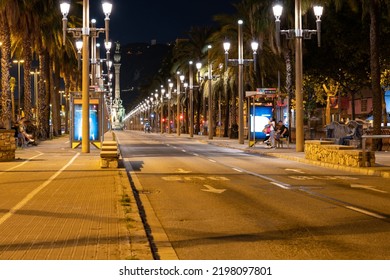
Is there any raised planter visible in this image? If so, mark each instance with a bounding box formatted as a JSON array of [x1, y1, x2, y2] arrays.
[[0, 129, 16, 161], [305, 140, 375, 167]]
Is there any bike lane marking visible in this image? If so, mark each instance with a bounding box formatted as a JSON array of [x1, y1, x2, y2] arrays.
[[0, 152, 43, 176], [0, 153, 80, 226]]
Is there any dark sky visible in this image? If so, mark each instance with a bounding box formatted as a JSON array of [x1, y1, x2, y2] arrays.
[[91, 0, 238, 45]]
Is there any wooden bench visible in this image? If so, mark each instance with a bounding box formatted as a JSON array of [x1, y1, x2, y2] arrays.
[[100, 140, 119, 168]]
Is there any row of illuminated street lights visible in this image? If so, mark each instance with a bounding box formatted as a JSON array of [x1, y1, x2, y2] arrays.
[[9, 59, 42, 123], [61, 0, 322, 152], [124, 31, 259, 142], [126, 1, 323, 152]]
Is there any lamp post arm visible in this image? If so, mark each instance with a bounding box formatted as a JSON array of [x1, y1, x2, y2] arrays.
[[227, 58, 239, 66]]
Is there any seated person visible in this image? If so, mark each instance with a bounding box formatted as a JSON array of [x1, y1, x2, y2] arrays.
[[275, 121, 289, 141], [18, 118, 36, 145], [339, 127, 356, 145], [262, 124, 271, 144]]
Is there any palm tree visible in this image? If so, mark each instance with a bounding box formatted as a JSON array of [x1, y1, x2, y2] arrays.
[[325, 0, 387, 150], [33, 0, 71, 138], [0, 2, 14, 129], [211, 0, 283, 137], [14, 0, 36, 121], [171, 26, 215, 134]]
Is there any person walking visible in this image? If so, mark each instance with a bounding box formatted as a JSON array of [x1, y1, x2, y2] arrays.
[[269, 117, 276, 148]]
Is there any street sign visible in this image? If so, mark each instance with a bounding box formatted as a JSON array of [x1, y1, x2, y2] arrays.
[[246, 88, 277, 98], [257, 88, 277, 94]]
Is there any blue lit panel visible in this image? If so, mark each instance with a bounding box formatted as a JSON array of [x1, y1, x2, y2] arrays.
[[249, 106, 273, 139], [73, 104, 99, 141]]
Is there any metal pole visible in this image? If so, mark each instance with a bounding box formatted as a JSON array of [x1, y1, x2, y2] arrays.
[[238, 21, 244, 144], [160, 94, 164, 134], [189, 64, 194, 137], [218, 86, 221, 137], [208, 50, 213, 140], [81, 0, 90, 153], [177, 76, 181, 136], [295, 0, 304, 152], [168, 88, 172, 134], [91, 20, 96, 86]]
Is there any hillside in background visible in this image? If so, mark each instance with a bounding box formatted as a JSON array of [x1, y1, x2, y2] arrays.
[[118, 42, 172, 113]]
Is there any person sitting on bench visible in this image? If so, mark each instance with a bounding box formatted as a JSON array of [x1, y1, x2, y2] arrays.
[[275, 121, 289, 142]]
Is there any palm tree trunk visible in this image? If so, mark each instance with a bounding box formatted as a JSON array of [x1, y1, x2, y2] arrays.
[[196, 88, 201, 134], [37, 50, 50, 139], [370, 0, 382, 151], [64, 75, 71, 134], [52, 58, 61, 136], [0, 13, 12, 129], [284, 49, 293, 139], [23, 36, 33, 120]]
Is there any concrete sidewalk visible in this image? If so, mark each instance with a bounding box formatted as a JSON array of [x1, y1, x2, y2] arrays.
[[174, 133, 390, 178], [0, 135, 153, 260]]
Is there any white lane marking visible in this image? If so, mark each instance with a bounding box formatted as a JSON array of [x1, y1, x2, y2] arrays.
[[161, 176, 229, 181], [345, 206, 386, 220], [181, 149, 186, 153], [201, 184, 226, 194], [0, 152, 43, 175], [208, 159, 216, 163], [229, 165, 293, 190], [270, 182, 291, 190], [351, 184, 388, 194], [289, 175, 360, 181], [176, 168, 192, 173], [192, 153, 199, 156], [0, 153, 80, 226], [285, 168, 305, 174]]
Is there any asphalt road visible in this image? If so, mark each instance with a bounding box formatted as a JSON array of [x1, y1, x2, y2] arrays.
[[117, 130, 390, 260]]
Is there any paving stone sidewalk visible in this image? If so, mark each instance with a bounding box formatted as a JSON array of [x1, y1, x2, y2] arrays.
[[0, 135, 153, 260]]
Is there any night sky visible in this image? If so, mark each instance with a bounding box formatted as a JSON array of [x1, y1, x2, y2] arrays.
[[91, 0, 239, 45]]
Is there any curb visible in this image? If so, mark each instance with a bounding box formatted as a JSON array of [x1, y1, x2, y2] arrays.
[[203, 140, 390, 179]]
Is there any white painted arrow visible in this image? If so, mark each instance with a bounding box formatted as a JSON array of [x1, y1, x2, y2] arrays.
[[201, 185, 226, 194], [351, 184, 388, 194]]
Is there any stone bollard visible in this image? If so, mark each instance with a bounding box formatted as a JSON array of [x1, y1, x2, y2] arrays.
[[0, 129, 17, 161]]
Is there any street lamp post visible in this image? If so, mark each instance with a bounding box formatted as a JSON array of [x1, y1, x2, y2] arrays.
[[160, 87, 165, 134], [13, 59, 24, 119], [207, 45, 214, 140], [168, 81, 174, 134], [176, 73, 185, 136], [189, 62, 194, 137], [195, 62, 202, 135], [223, 20, 258, 144], [273, 1, 323, 152], [60, 0, 112, 153]]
